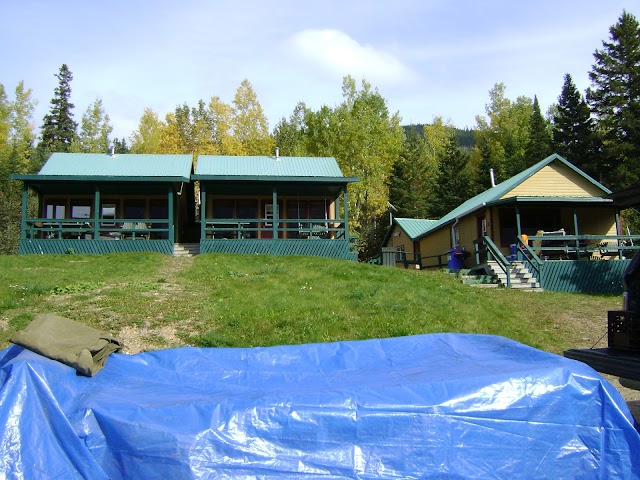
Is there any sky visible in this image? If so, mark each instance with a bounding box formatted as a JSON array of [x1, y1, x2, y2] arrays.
[[1, 1, 639, 141]]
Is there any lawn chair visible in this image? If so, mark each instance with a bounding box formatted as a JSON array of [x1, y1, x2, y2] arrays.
[[135, 222, 150, 240]]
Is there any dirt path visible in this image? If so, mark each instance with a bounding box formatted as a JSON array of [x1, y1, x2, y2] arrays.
[[117, 255, 194, 354]]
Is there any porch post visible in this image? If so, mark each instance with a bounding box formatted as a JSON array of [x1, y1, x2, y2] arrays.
[[334, 191, 340, 237], [272, 186, 278, 239], [20, 183, 28, 240], [168, 184, 174, 244], [343, 187, 349, 236], [515, 204, 522, 236], [93, 186, 100, 239], [200, 184, 206, 242], [615, 208, 622, 254], [573, 207, 580, 259]]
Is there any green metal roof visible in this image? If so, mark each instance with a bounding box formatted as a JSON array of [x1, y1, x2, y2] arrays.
[[395, 218, 440, 240], [193, 155, 357, 182], [13, 153, 193, 182], [410, 154, 613, 241]]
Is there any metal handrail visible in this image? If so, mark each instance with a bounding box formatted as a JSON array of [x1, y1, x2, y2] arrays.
[[517, 236, 543, 285], [476, 236, 511, 287]]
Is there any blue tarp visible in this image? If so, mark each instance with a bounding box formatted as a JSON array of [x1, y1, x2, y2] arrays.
[[0, 333, 639, 479]]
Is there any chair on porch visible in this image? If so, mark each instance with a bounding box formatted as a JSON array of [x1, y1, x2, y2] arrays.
[[122, 222, 136, 240], [135, 222, 150, 240], [598, 241, 621, 259]]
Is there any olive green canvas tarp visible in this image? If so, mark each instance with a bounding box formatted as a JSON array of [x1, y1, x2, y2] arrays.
[[10, 313, 122, 376]]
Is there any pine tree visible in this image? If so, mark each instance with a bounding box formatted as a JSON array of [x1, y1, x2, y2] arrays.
[[389, 128, 433, 218], [113, 137, 129, 154], [473, 136, 498, 194], [273, 102, 310, 157], [587, 10, 640, 189], [431, 137, 471, 218], [525, 96, 552, 166], [552, 73, 599, 178], [40, 64, 77, 152]]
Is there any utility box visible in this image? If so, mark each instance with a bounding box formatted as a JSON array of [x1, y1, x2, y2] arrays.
[[381, 247, 398, 267], [608, 252, 640, 351]]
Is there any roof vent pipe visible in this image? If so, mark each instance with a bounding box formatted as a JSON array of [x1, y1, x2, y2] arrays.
[[275, 147, 280, 161], [109, 145, 115, 157], [489, 168, 496, 187]]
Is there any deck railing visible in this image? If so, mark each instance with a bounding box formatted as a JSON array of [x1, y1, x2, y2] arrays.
[[525, 234, 640, 261], [23, 218, 171, 240], [203, 217, 348, 240]]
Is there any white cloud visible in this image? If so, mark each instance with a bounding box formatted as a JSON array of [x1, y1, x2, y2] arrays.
[[285, 29, 418, 86]]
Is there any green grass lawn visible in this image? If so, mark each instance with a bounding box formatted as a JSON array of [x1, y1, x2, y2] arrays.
[[0, 253, 621, 355]]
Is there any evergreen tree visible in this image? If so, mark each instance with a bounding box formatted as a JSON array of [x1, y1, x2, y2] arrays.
[[430, 137, 471, 218], [552, 73, 599, 178], [472, 135, 498, 194], [113, 137, 129, 154], [389, 128, 433, 219], [273, 102, 310, 156], [40, 64, 77, 152], [587, 10, 640, 189], [525, 96, 552, 166]]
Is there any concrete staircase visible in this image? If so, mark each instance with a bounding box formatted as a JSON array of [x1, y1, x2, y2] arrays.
[[173, 243, 200, 257], [487, 261, 542, 290]]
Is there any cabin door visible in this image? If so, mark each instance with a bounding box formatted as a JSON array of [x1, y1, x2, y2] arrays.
[[477, 216, 487, 263], [260, 200, 283, 239]]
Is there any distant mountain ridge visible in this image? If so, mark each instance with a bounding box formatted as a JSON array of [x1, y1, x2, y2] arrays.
[[403, 124, 476, 149]]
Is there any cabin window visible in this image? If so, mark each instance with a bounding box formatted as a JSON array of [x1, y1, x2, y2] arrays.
[[237, 200, 258, 238], [286, 200, 308, 238], [150, 200, 169, 239], [264, 204, 274, 227], [213, 200, 235, 239], [309, 201, 327, 221], [70, 199, 92, 219], [45, 202, 65, 219], [213, 200, 234, 219], [453, 225, 460, 247], [101, 203, 117, 227], [124, 200, 146, 219], [71, 205, 91, 219]]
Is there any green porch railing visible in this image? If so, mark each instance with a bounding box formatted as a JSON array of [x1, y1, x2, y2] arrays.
[[200, 217, 357, 260], [23, 218, 171, 241], [202, 217, 348, 240], [515, 234, 637, 294], [525, 234, 640, 261], [474, 236, 511, 287]]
